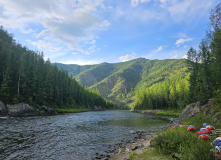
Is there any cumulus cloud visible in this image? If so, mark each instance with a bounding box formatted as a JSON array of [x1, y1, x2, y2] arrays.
[[175, 38, 193, 47], [119, 52, 137, 62], [0, 0, 109, 55]]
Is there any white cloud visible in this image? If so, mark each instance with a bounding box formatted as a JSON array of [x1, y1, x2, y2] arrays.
[[144, 46, 163, 59], [155, 46, 163, 52], [159, 0, 214, 22], [119, 52, 137, 62], [0, 0, 109, 56], [175, 38, 193, 46], [177, 33, 188, 38], [182, 54, 188, 59], [88, 45, 96, 51], [72, 52, 79, 55], [60, 59, 100, 65], [90, 40, 96, 44], [159, 0, 168, 3], [128, 0, 214, 23], [171, 53, 178, 59], [131, 0, 151, 7]]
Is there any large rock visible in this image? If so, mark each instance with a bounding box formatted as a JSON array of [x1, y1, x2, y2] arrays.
[[41, 105, 58, 115], [181, 102, 200, 119], [131, 143, 138, 150], [181, 99, 221, 123], [7, 103, 39, 116], [0, 100, 8, 116], [94, 105, 104, 110]]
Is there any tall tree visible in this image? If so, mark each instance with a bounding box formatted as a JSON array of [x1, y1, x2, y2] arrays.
[[187, 47, 199, 102]]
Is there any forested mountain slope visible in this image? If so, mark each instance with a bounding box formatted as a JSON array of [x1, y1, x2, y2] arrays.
[[59, 58, 188, 106], [0, 26, 113, 109]]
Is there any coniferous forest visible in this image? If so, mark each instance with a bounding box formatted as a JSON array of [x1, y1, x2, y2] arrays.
[[134, 3, 221, 111], [0, 26, 113, 109]]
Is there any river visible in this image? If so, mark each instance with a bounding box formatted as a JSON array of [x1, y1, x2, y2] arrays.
[[0, 110, 175, 160]]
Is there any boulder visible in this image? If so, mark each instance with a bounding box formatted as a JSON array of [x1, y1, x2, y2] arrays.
[[41, 105, 58, 115], [131, 143, 138, 150], [7, 103, 39, 116], [0, 100, 8, 116], [181, 102, 200, 119], [150, 139, 155, 147], [94, 105, 104, 110]]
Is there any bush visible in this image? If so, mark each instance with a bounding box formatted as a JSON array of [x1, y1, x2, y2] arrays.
[[154, 127, 211, 160], [155, 127, 194, 155]]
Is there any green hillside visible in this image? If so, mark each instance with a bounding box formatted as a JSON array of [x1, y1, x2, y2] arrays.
[[0, 26, 113, 110], [55, 63, 95, 77], [59, 58, 188, 106]]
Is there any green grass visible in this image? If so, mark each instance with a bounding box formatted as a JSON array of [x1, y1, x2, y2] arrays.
[[153, 113, 221, 160], [129, 147, 172, 160], [39, 110, 45, 114], [56, 108, 92, 113], [156, 109, 182, 117]]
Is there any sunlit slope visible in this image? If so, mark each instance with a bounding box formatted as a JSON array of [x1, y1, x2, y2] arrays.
[[58, 58, 188, 105]]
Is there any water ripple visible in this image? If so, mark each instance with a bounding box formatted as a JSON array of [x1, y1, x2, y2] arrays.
[[0, 110, 174, 160]]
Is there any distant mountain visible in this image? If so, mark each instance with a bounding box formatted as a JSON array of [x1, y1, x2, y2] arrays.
[[57, 58, 188, 106], [55, 63, 95, 77]]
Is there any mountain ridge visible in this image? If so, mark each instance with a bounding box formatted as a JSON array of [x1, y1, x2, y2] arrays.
[[57, 58, 188, 106]]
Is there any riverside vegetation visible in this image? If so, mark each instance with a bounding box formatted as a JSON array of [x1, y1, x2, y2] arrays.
[[130, 3, 221, 160]]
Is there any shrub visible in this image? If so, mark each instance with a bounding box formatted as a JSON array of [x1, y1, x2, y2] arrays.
[[155, 116, 215, 160]]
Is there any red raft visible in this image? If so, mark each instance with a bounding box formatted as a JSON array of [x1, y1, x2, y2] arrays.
[[206, 125, 215, 130], [187, 125, 195, 131], [199, 134, 210, 140], [197, 130, 212, 135]]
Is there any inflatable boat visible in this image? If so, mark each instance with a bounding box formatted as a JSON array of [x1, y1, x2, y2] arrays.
[[197, 130, 212, 135], [199, 134, 210, 140], [213, 137, 221, 147], [206, 125, 215, 130], [187, 125, 195, 131]]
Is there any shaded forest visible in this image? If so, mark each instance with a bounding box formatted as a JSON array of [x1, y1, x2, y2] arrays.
[[0, 26, 113, 109]]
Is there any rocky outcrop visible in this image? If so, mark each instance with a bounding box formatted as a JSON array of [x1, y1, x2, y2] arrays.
[[181, 102, 201, 119], [181, 99, 221, 123], [7, 103, 39, 117], [94, 105, 104, 110], [0, 101, 8, 116], [0, 100, 57, 117], [41, 105, 58, 115]]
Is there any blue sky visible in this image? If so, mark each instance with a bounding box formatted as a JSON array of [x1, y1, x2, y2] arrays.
[[0, 0, 219, 65]]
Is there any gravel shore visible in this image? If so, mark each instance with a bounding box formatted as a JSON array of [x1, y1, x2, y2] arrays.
[[91, 130, 158, 160]]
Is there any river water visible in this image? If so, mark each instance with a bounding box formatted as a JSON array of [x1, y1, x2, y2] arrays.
[[0, 110, 174, 160]]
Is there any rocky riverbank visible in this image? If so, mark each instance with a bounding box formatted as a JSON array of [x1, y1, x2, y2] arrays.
[[131, 110, 160, 115], [91, 130, 160, 160], [0, 100, 57, 117]]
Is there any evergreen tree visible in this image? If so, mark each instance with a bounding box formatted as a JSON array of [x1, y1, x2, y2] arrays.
[[0, 26, 113, 109]]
